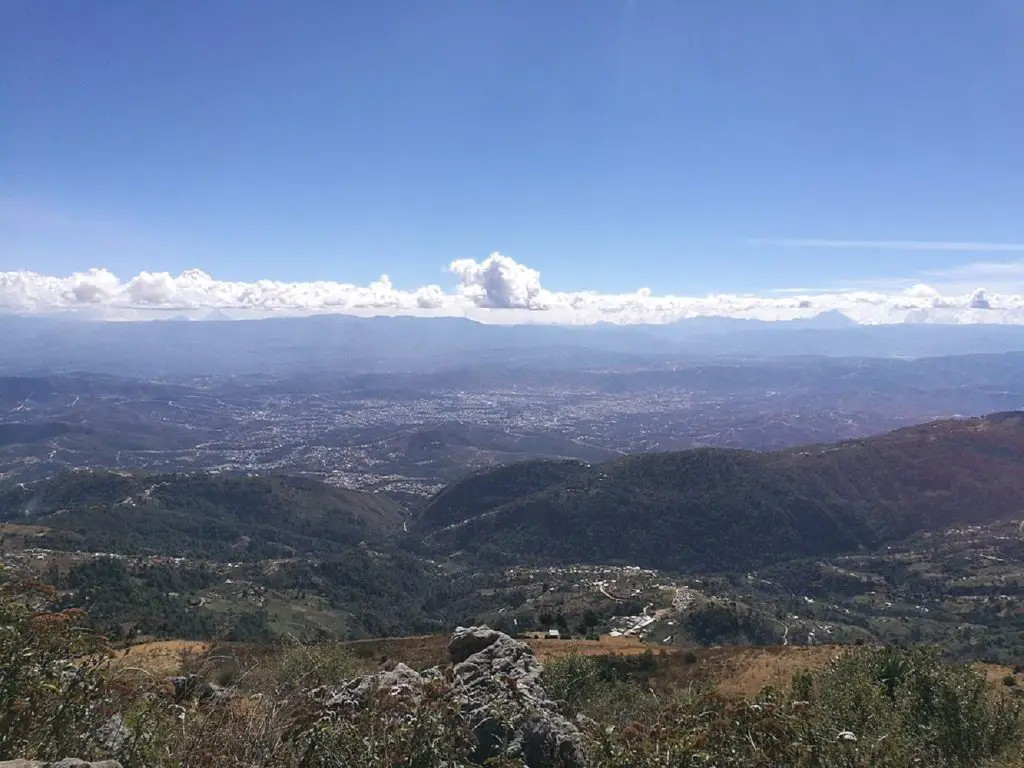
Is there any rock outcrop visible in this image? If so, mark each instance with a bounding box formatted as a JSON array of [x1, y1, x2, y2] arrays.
[[319, 661, 432, 707], [170, 673, 229, 703], [448, 627, 586, 767], [319, 626, 588, 768]]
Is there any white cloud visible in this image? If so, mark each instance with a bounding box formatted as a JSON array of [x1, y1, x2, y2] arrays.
[[0, 267, 452, 316], [968, 289, 991, 310], [4, 252, 1024, 325], [449, 253, 547, 309]]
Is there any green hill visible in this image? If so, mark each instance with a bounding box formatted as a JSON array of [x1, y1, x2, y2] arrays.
[[410, 458, 590, 528], [411, 412, 1024, 572], [0, 470, 403, 560]]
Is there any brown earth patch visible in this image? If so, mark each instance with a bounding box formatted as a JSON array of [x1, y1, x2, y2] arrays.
[[105, 639, 213, 678], [341, 632, 650, 669], [692, 645, 846, 698]]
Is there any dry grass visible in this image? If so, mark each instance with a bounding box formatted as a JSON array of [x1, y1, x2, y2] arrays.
[[976, 662, 1017, 687], [529, 634, 649, 661], [692, 644, 846, 697], [653, 645, 1018, 698], [106, 639, 213, 677], [102, 635, 1022, 704], [340, 632, 650, 669], [336, 634, 847, 699], [0, 522, 51, 535], [341, 634, 453, 669], [100, 636, 876, 696]]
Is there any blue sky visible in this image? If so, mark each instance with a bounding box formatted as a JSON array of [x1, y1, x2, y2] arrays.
[[3, 0, 1024, 302]]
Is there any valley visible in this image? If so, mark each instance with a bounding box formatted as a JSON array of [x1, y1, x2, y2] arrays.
[[3, 348, 1024, 494], [3, 411, 1024, 665], [4, 350, 1024, 767]]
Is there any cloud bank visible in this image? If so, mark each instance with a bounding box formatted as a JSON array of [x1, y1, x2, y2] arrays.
[[3, 252, 1024, 325]]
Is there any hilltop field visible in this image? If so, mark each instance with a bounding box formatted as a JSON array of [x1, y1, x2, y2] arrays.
[[107, 633, 1018, 701]]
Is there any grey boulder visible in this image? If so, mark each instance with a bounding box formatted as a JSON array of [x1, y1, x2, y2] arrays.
[[318, 626, 588, 768], [318, 662, 428, 708], [448, 627, 587, 768]]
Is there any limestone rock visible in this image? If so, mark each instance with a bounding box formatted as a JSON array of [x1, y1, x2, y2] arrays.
[[317, 626, 588, 768], [447, 626, 587, 768], [319, 662, 426, 708], [169, 673, 229, 703], [447, 624, 503, 663]]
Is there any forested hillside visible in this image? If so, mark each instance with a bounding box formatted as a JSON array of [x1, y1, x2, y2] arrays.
[[0, 471, 403, 560], [413, 412, 1024, 572], [411, 457, 590, 528]]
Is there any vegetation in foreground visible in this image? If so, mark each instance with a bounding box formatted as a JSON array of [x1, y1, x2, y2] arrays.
[[547, 649, 1023, 767], [3, 579, 1024, 767]]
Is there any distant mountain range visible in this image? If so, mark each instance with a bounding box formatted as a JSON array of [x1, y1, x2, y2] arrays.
[[7, 314, 1024, 375], [411, 412, 1024, 572]]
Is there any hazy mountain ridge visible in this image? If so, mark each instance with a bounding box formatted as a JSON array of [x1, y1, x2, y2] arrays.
[[8, 315, 1024, 376]]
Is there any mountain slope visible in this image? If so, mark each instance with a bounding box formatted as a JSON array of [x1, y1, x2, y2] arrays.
[[411, 412, 1024, 572], [0, 471, 403, 560], [411, 458, 591, 529]]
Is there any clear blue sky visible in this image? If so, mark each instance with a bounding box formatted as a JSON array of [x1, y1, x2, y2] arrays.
[[3, 1, 1023, 295]]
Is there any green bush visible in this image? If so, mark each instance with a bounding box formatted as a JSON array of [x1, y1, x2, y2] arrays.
[[0, 580, 113, 760], [295, 683, 475, 768], [545, 651, 603, 711], [574, 646, 1023, 768]]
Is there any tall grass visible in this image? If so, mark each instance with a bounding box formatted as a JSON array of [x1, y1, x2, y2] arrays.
[[547, 646, 1023, 767]]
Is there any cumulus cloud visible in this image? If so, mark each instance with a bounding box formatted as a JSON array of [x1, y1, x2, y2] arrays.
[[449, 253, 547, 309], [967, 289, 991, 309], [4, 252, 1024, 325]]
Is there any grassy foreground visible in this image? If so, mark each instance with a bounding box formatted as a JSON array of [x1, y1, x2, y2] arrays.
[[2, 581, 1024, 767]]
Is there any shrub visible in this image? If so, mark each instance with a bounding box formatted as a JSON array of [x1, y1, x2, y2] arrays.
[[243, 636, 360, 692], [296, 682, 475, 768], [0, 580, 114, 761], [0, 578, 479, 767], [544, 651, 602, 712], [574, 646, 1023, 768]]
